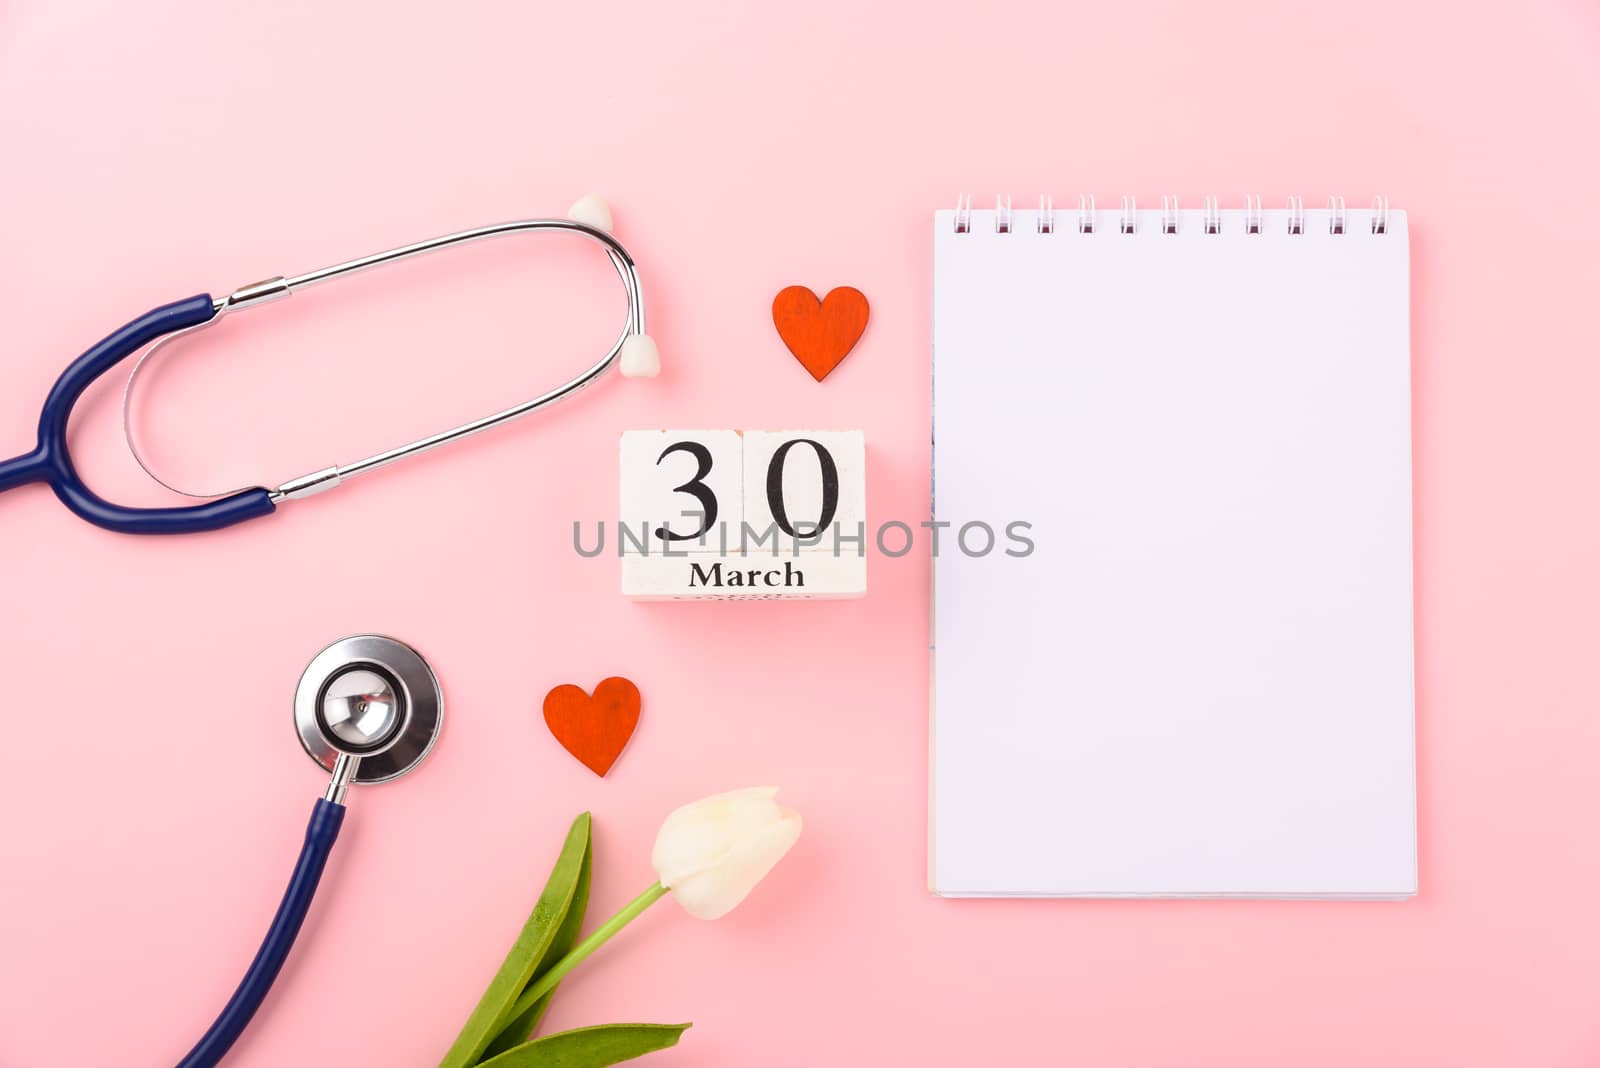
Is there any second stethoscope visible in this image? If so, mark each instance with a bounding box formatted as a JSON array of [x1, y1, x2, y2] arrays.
[[0, 196, 658, 535]]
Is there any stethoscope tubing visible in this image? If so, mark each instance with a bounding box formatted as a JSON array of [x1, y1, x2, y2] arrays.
[[175, 798, 345, 1068], [0, 295, 277, 534]]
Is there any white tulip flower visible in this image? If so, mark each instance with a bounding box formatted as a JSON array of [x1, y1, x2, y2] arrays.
[[651, 787, 803, 920], [509, 788, 802, 1020]]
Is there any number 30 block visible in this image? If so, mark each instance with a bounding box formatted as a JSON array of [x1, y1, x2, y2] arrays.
[[619, 429, 867, 600]]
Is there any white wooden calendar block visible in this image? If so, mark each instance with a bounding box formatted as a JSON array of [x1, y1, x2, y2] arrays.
[[618, 429, 867, 599], [741, 430, 867, 556], [618, 430, 744, 555]]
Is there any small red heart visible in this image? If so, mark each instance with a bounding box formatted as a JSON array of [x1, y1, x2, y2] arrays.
[[542, 677, 641, 777], [772, 285, 869, 382]]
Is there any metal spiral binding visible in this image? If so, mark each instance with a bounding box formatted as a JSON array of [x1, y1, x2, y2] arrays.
[[1161, 196, 1179, 235], [952, 194, 1392, 235], [1244, 195, 1262, 235]]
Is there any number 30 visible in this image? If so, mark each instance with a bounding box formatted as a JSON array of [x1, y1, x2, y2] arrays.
[[654, 437, 839, 541]]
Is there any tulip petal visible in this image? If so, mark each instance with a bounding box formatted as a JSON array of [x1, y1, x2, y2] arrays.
[[666, 809, 802, 920], [651, 787, 783, 888]]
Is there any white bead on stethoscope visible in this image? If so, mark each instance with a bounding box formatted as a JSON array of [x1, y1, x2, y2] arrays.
[[618, 333, 661, 377], [566, 192, 615, 233]]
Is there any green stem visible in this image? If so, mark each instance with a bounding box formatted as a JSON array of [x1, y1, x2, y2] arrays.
[[509, 881, 668, 1019]]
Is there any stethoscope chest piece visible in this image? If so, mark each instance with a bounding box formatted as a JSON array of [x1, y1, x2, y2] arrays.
[[294, 634, 442, 784], [176, 636, 444, 1068]]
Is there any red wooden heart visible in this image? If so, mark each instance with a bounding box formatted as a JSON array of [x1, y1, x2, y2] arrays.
[[542, 677, 641, 777], [772, 285, 869, 382]]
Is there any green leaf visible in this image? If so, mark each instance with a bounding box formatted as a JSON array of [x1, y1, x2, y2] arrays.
[[437, 813, 593, 1068], [481, 832, 594, 1058], [476, 1024, 691, 1068]]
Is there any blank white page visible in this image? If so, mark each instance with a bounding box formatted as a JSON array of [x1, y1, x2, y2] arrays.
[[931, 207, 1415, 898]]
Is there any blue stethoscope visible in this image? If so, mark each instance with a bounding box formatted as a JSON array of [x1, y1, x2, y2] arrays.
[[0, 210, 655, 534], [175, 635, 443, 1068], [2, 209, 654, 1065]]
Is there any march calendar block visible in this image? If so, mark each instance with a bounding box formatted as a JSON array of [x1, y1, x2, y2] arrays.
[[619, 429, 867, 599]]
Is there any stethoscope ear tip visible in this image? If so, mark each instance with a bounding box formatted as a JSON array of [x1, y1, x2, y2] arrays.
[[567, 193, 614, 234], [619, 333, 660, 378]]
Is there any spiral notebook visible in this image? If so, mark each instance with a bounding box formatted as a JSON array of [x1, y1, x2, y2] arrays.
[[930, 196, 1416, 899]]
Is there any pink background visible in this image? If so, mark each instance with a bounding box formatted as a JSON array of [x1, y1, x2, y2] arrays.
[[2, 1, 1599, 1064]]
